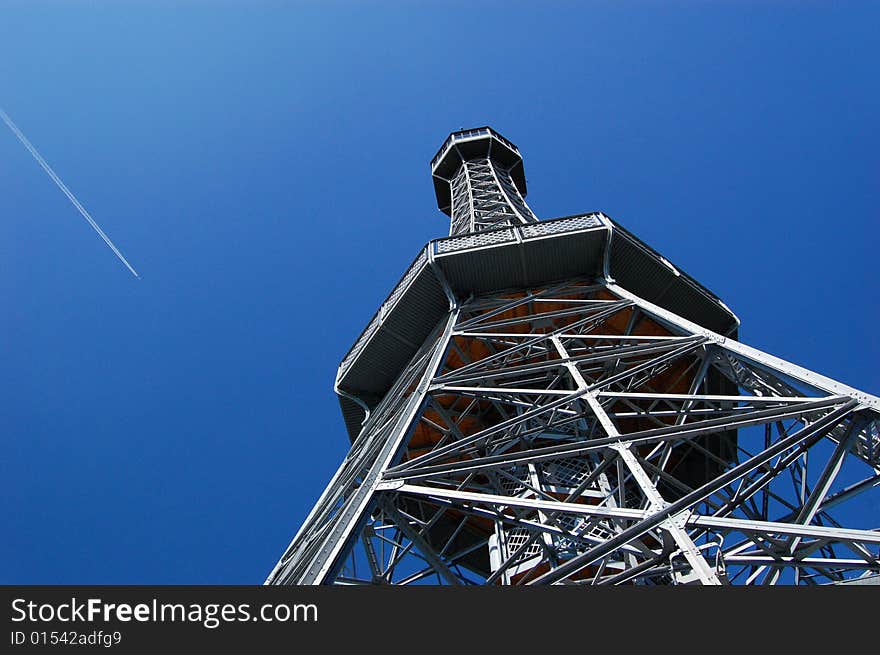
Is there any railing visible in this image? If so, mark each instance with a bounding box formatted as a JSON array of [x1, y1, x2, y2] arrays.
[[430, 126, 520, 170], [337, 212, 738, 384], [338, 249, 429, 374], [338, 213, 607, 378]]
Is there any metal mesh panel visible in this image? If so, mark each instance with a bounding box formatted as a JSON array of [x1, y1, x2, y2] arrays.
[[340, 251, 428, 374], [499, 466, 529, 496], [383, 250, 428, 317], [520, 214, 602, 238], [436, 228, 517, 254], [554, 513, 607, 553], [506, 528, 543, 562], [856, 418, 879, 465], [340, 311, 381, 373], [543, 457, 591, 488]]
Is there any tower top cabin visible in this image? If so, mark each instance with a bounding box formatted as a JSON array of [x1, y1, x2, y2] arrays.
[[431, 127, 537, 236]]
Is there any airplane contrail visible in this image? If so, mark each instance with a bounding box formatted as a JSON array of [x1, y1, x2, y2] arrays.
[[0, 108, 140, 278]]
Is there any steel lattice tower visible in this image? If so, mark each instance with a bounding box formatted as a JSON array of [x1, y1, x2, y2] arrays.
[[266, 127, 880, 586]]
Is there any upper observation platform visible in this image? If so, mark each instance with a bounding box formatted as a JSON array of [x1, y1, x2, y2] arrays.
[[431, 127, 536, 235]]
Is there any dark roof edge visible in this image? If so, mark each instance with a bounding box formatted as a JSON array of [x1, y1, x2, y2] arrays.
[[334, 212, 741, 441]]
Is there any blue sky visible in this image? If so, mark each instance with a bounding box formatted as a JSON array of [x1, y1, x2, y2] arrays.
[[1, 2, 877, 583]]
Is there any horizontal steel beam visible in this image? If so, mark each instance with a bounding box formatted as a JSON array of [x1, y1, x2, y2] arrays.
[[386, 482, 648, 520], [690, 515, 880, 546]]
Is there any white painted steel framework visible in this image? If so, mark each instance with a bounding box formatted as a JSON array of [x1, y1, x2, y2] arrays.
[[266, 129, 880, 586], [449, 158, 537, 235]]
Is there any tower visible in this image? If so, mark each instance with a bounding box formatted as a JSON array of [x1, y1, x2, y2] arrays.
[[266, 127, 880, 585]]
